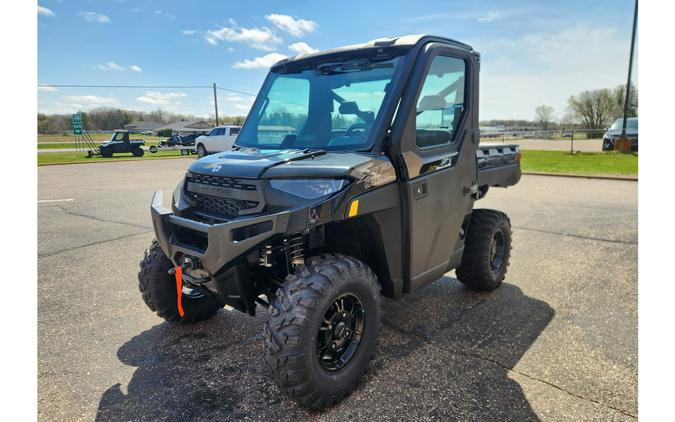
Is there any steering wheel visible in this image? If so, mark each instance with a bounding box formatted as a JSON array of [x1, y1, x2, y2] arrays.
[[345, 123, 368, 137]]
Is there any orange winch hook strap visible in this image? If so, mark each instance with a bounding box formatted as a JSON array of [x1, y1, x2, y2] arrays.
[[174, 266, 185, 317]]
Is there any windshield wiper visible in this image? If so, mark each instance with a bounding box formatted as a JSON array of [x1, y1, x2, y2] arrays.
[[316, 61, 394, 75]]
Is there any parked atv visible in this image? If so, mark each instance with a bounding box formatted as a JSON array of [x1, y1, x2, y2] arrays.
[[138, 34, 521, 409], [149, 132, 199, 155], [94, 130, 145, 158]]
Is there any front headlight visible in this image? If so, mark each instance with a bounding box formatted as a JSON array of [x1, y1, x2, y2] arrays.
[[269, 179, 350, 199]]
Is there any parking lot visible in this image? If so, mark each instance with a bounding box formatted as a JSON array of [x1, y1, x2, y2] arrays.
[[38, 159, 637, 421]]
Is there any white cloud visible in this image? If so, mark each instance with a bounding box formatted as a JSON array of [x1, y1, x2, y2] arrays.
[[136, 91, 187, 105], [477, 26, 633, 120], [224, 95, 244, 102], [181, 29, 197, 36], [288, 41, 318, 55], [265, 14, 317, 37], [38, 6, 55, 17], [128, 8, 142, 13], [79, 11, 110, 23], [204, 25, 281, 51], [38, 86, 59, 92], [62, 95, 119, 105], [235, 103, 252, 111], [95, 62, 142, 72], [232, 53, 288, 69], [477, 11, 501, 23]]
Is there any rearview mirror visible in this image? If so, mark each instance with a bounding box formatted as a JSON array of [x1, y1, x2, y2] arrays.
[[338, 101, 360, 115], [417, 95, 447, 112]]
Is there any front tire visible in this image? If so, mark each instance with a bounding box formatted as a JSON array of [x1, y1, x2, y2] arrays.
[[197, 144, 208, 158], [456, 209, 512, 291], [138, 241, 223, 323], [264, 254, 381, 409]]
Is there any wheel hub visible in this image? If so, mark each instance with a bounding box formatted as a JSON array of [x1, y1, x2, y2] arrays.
[[317, 293, 365, 371], [489, 229, 505, 274]]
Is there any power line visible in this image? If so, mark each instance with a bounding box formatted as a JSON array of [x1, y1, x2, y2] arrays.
[[38, 83, 258, 97], [39, 84, 212, 89]]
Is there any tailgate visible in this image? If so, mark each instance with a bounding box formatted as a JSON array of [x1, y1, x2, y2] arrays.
[[476, 144, 521, 187]]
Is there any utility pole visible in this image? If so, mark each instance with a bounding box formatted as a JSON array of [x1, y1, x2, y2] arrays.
[[213, 82, 219, 126], [622, 0, 638, 136]]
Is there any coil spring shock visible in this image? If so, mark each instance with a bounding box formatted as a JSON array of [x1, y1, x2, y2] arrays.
[[285, 235, 305, 268]]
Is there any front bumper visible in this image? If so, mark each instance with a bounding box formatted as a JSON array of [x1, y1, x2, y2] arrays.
[[150, 190, 293, 274]]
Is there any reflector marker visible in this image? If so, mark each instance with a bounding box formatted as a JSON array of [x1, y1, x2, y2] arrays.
[[174, 266, 185, 317], [348, 200, 359, 218]]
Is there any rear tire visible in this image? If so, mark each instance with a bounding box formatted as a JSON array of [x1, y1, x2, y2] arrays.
[[132, 147, 144, 157], [264, 253, 381, 409], [197, 144, 207, 158], [456, 209, 512, 291], [138, 241, 222, 323], [149, 145, 158, 153]]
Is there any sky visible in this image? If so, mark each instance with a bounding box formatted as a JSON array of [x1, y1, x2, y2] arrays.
[[37, 0, 638, 121]]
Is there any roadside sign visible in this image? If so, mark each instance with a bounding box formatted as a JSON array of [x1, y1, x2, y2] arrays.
[[72, 113, 83, 135]]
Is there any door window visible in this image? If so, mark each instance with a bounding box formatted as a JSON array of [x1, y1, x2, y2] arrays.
[[415, 56, 466, 148], [229, 127, 240, 136]]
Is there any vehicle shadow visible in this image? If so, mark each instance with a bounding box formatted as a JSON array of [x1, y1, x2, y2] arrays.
[[96, 278, 553, 421]]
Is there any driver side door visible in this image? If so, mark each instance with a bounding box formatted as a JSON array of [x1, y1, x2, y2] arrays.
[[390, 43, 479, 292]]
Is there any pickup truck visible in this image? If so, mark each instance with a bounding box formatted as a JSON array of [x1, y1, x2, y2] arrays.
[[137, 34, 521, 409], [194, 125, 241, 157]]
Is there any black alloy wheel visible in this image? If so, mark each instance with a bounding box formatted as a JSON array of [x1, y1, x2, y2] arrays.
[[489, 228, 506, 275], [317, 293, 365, 371]]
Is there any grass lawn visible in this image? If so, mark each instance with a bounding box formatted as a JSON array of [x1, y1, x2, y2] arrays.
[[38, 141, 160, 149], [38, 133, 163, 143], [521, 150, 637, 176], [38, 148, 637, 177], [38, 149, 192, 165]]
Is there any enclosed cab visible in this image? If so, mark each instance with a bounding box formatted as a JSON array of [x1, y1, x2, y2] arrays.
[[138, 34, 521, 409]]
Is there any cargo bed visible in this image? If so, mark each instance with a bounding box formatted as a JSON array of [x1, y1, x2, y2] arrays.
[[476, 144, 521, 188]]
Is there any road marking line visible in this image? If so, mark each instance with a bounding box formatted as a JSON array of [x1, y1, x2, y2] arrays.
[[38, 198, 74, 203]]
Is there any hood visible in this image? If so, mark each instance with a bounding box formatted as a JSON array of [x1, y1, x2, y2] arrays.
[[605, 128, 638, 137], [188, 148, 378, 179]]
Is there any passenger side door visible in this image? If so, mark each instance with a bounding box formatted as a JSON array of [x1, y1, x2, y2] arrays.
[[390, 43, 479, 291]]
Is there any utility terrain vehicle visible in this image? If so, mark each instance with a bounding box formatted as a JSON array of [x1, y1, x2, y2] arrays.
[[94, 130, 145, 158], [138, 34, 521, 409]]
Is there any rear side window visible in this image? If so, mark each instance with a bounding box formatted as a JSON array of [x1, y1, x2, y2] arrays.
[[415, 55, 466, 148], [229, 127, 240, 136]]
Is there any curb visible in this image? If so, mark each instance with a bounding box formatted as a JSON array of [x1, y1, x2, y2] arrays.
[[38, 156, 193, 167], [522, 171, 637, 181]]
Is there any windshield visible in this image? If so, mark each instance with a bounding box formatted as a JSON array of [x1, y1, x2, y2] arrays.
[[235, 56, 401, 151], [610, 118, 638, 130]]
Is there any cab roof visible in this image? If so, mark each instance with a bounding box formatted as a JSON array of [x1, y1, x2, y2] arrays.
[[271, 34, 474, 70]]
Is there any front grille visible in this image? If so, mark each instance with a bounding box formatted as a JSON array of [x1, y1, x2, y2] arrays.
[[193, 195, 258, 219], [185, 173, 262, 219], [187, 173, 258, 191]]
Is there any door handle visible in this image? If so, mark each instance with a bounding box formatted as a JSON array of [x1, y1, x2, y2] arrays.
[[412, 182, 428, 200]]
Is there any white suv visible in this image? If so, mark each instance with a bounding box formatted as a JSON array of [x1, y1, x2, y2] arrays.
[[195, 125, 241, 157]]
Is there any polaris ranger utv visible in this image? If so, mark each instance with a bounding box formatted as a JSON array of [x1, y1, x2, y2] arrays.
[[138, 35, 521, 409]]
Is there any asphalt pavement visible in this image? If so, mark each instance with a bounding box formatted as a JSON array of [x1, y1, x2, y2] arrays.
[[38, 159, 637, 421]]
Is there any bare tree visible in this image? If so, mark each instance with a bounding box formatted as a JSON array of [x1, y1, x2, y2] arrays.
[[567, 88, 616, 138], [534, 105, 555, 131]]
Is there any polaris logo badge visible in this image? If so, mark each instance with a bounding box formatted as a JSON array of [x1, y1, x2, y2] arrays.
[[211, 165, 222, 173]]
